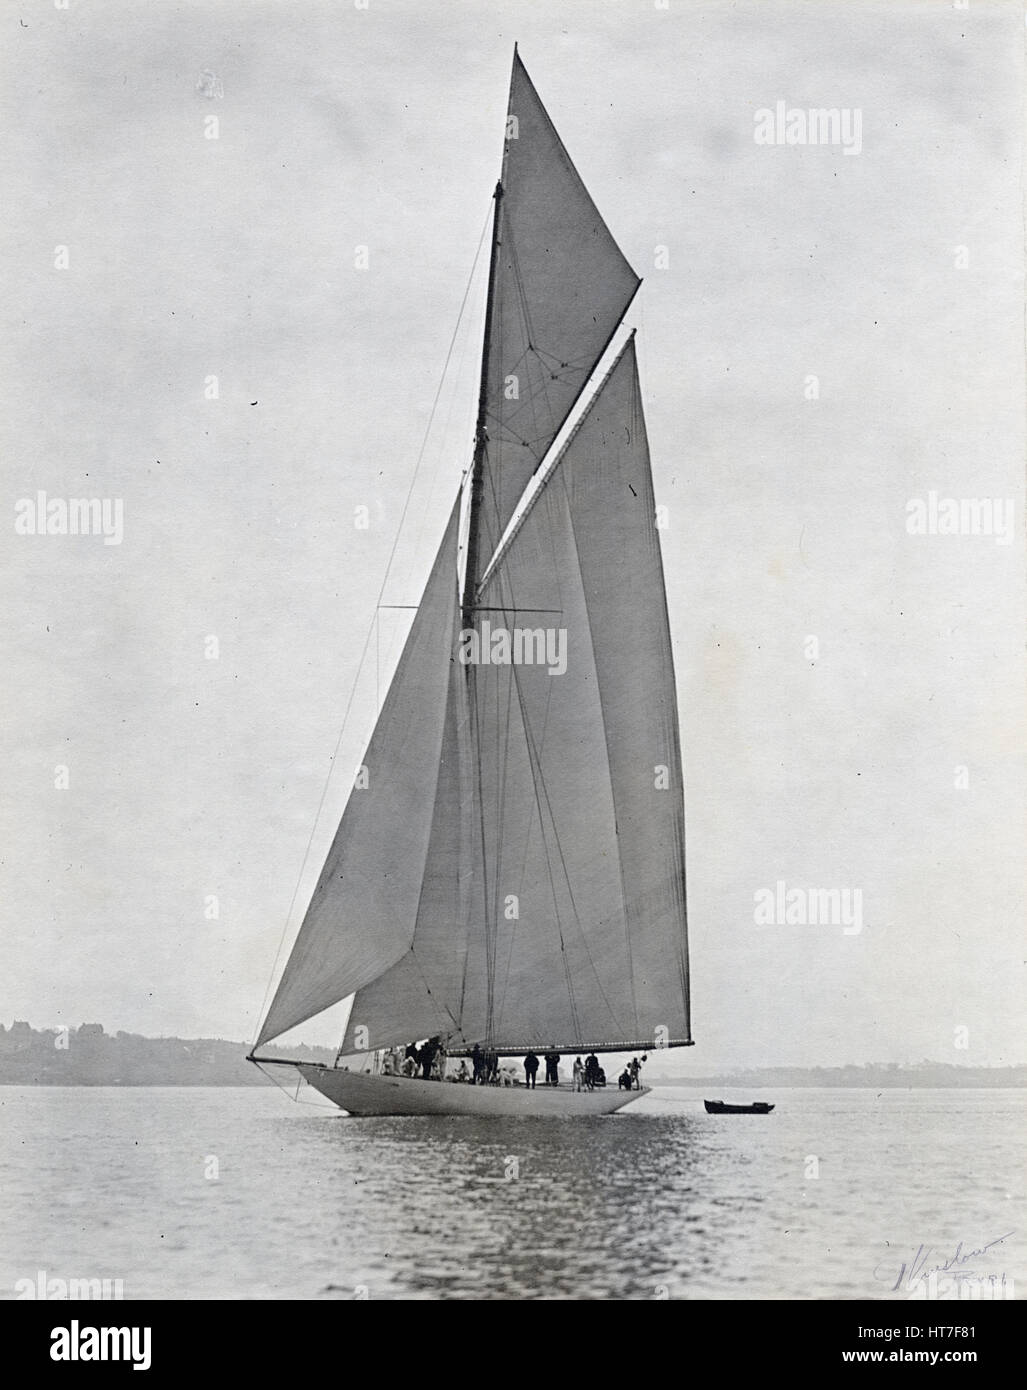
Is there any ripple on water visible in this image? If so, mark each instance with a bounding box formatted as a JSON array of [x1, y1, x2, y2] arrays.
[[0, 1087, 1023, 1299]]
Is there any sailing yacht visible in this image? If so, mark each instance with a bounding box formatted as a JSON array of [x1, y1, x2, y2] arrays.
[[249, 49, 692, 1116]]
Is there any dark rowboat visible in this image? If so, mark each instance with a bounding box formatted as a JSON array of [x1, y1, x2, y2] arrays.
[[704, 1099, 775, 1114]]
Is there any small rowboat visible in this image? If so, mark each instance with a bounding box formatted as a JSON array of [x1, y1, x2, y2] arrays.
[[704, 1099, 775, 1114]]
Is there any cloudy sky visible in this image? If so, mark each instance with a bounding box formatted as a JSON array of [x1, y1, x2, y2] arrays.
[[2, 0, 1023, 1069]]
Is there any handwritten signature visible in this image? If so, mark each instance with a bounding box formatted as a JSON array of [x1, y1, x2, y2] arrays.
[[875, 1231, 1015, 1293]]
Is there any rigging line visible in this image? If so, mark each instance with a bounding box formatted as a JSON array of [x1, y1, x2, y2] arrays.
[[487, 587, 518, 1038], [491, 572, 556, 1034], [464, 182, 504, 610], [249, 604, 376, 1044], [502, 343, 534, 378], [487, 665, 500, 1000], [379, 192, 492, 606], [486, 664, 505, 1043], [528, 342, 595, 371], [405, 946, 466, 1041], [503, 209, 539, 358], [482, 413, 548, 454], [478, 441, 505, 592], [484, 635, 515, 1045], [524, 357, 559, 468], [504, 238, 561, 461], [486, 359, 547, 440], [469, 220, 507, 589], [507, 650, 583, 1046], [430, 273, 480, 502], [499, 255, 564, 489], [455, 855, 475, 1034], [474, 203, 514, 583], [469, 666, 496, 1046], [468, 205, 503, 1036], [251, 1060, 336, 1108], [377, 198, 494, 685], [496, 341, 582, 417], [453, 687, 477, 1032], [252, 196, 494, 1047], [484, 416, 572, 453]]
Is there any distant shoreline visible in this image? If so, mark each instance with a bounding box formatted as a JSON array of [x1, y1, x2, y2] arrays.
[[3, 1080, 1025, 1090], [0, 1022, 332, 1087], [1, 1023, 1023, 1088], [646, 1076, 1027, 1089]]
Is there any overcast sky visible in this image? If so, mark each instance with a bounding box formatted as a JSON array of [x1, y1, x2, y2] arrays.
[[2, 0, 1023, 1069]]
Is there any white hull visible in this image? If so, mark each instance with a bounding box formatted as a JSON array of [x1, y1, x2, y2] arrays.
[[298, 1065, 647, 1117]]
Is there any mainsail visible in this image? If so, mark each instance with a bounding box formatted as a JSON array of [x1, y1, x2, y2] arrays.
[[461, 338, 690, 1050], [256, 54, 690, 1057]]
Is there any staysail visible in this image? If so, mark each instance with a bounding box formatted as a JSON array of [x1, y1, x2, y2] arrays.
[[254, 500, 462, 1048], [337, 647, 476, 1052], [471, 52, 641, 587]]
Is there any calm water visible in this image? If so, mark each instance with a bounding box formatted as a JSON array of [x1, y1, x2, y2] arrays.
[[0, 1085, 1021, 1300]]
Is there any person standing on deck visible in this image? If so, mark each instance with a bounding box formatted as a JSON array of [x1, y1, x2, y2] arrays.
[[572, 1056, 584, 1092], [543, 1048, 561, 1086], [471, 1042, 483, 1085], [523, 1051, 539, 1089], [417, 1038, 434, 1079]]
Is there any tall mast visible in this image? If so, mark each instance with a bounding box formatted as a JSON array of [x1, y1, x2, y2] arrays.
[[464, 45, 519, 630], [463, 177, 503, 632], [465, 145, 507, 1051]]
